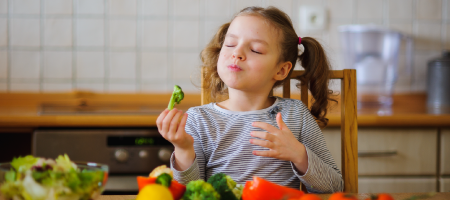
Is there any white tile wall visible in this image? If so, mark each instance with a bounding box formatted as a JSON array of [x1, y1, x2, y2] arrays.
[[44, 18, 72, 46], [45, 0, 72, 15], [109, 19, 136, 47], [10, 51, 40, 79], [10, 18, 40, 47], [43, 82, 72, 92], [77, 0, 104, 15], [1, 0, 449, 94], [173, 20, 199, 49], [142, 19, 168, 48], [141, 0, 168, 16], [0, 50, 6, 79], [0, 18, 6, 46], [416, 0, 442, 20], [107, 82, 136, 93], [205, 0, 231, 18], [109, 52, 136, 79], [141, 52, 168, 81], [43, 51, 72, 79], [0, 0, 7, 14], [356, 0, 383, 20], [76, 51, 104, 79], [174, 0, 200, 17], [10, 83, 39, 91], [110, 0, 136, 16], [388, 0, 413, 20], [12, 0, 40, 15], [77, 19, 104, 47]]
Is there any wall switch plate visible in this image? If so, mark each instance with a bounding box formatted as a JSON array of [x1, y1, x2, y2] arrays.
[[300, 6, 327, 31]]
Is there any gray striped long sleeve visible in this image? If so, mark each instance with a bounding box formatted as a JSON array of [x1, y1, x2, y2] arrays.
[[170, 97, 343, 193]]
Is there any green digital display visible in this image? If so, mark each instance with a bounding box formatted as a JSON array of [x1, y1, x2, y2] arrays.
[[135, 137, 154, 145]]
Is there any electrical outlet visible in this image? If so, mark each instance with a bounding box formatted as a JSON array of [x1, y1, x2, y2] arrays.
[[300, 6, 327, 31]]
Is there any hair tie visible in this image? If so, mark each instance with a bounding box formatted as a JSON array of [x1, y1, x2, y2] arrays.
[[298, 37, 302, 45]]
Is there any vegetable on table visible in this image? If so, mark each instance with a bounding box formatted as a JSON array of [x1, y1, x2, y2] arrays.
[[137, 165, 185, 200], [364, 193, 394, 200], [328, 192, 357, 200], [136, 184, 174, 200], [168, 85, 184, 110], [207, 172, 244, 200], [181, 179, 220, 200], [242, 176, 304, 200], [290, 194, 322, 200]]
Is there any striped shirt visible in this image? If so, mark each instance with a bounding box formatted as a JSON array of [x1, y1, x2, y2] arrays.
[[170, 97, 343, 193]]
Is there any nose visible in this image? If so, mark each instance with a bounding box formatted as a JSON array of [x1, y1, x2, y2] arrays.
[[232, 47, 246, 61]]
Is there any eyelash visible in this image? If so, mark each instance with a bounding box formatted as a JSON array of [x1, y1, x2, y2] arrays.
[[225, 45, 261, 54]]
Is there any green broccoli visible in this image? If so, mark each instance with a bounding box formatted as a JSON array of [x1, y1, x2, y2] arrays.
[[207, 173, 243, 200], [168, 85, 184, 110], [181, 179, 220, 200], [155, 173, 172, 187]]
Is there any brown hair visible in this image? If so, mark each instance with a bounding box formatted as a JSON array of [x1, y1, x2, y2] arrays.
[[201, 6, 335, 127]]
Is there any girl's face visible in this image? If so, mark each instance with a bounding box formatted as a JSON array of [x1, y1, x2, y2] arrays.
[[217, 15, 291, 94]]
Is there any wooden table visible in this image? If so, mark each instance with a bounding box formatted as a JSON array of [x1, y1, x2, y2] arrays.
[[97, 193, 450, 200]]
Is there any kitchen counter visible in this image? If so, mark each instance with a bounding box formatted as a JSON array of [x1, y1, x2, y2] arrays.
[[0, 92, 449, 129]]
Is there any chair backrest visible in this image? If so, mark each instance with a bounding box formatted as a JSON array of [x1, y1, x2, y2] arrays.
[[201, 69, 358, 193]]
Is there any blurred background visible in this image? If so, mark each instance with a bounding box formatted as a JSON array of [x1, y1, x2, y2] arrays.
[[0, 0, 445, 94]]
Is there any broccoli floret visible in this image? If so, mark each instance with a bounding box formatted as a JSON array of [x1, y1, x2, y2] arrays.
[[181, 180, 220, 200], [207, 173, 243, 200], [155, 173, 172, 187], [168, 85, 184, 110]]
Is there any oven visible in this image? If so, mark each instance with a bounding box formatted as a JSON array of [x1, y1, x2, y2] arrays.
[[33, 128, 174, 194]]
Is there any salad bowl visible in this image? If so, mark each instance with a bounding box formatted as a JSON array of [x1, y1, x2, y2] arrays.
[[0, 155, 108, 200]]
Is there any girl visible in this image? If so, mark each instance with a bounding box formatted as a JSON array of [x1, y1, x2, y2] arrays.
[[156, 6, 343, 193]]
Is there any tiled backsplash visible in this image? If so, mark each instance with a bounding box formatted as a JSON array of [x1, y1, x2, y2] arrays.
[[0, 0, 447, 93]]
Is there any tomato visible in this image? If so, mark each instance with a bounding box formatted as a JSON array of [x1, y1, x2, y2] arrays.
[[328, 192, 357, 200], [299, 194, 322, 200]]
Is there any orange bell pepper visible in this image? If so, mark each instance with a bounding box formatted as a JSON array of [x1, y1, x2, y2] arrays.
[[242, 176, 304, 200], [137, 176, 186, 200]]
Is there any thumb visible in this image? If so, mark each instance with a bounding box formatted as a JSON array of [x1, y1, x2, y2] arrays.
[[276, 112, 287, 130]]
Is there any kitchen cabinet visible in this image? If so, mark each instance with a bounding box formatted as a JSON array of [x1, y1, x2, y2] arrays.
[[359, 177, 436, 193], [323, 127, 438, 193], [441, 129, 450, 175], [441, 178, 450, 192]]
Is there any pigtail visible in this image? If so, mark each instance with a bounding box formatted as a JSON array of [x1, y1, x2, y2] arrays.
[[297, 37, 336, 128], [200, 23, 230, 102]]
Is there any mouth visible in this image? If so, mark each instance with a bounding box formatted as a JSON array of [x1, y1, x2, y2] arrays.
[[227, 64, 242, 72]]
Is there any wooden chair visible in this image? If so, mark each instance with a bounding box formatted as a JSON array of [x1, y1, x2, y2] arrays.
[[201, 69, 358, 193]]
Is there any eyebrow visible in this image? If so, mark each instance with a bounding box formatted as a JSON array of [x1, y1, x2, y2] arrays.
[[226, 33, 269, 46]]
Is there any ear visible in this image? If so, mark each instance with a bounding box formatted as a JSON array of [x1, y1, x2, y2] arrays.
[[274, 61, 293, 81]]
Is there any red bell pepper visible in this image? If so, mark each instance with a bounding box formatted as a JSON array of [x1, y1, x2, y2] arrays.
[[242, 176, 305, 200], [137, 176, 186, 200]]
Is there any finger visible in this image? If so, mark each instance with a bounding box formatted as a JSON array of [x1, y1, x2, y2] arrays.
[[252, 150, 276, 157], [168, 110, 183, 136], [249, 138, 274, 149], [177, 113, 188, 134], [156, 109, 170, 132], [250, 131, 275, 141], [161, 108, 179, 135], [276, 113, 288, 130], [252, 121, 280, 134]]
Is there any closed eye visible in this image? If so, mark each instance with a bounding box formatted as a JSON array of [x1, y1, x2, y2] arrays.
[[251, 50, 261, 54]]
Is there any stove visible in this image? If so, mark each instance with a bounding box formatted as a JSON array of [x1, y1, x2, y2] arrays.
[[33, 129, 174, 193]]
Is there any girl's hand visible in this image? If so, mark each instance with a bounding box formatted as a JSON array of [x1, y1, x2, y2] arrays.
[[250, 112, 308, 172], [156, 108, 194, 151]]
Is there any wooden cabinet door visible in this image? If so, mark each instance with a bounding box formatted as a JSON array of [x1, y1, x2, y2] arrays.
[[359, 177, 436, 193], [441, 178, 450, 192], [323, 128, 437, 175], [441, 129, 450, 175]]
